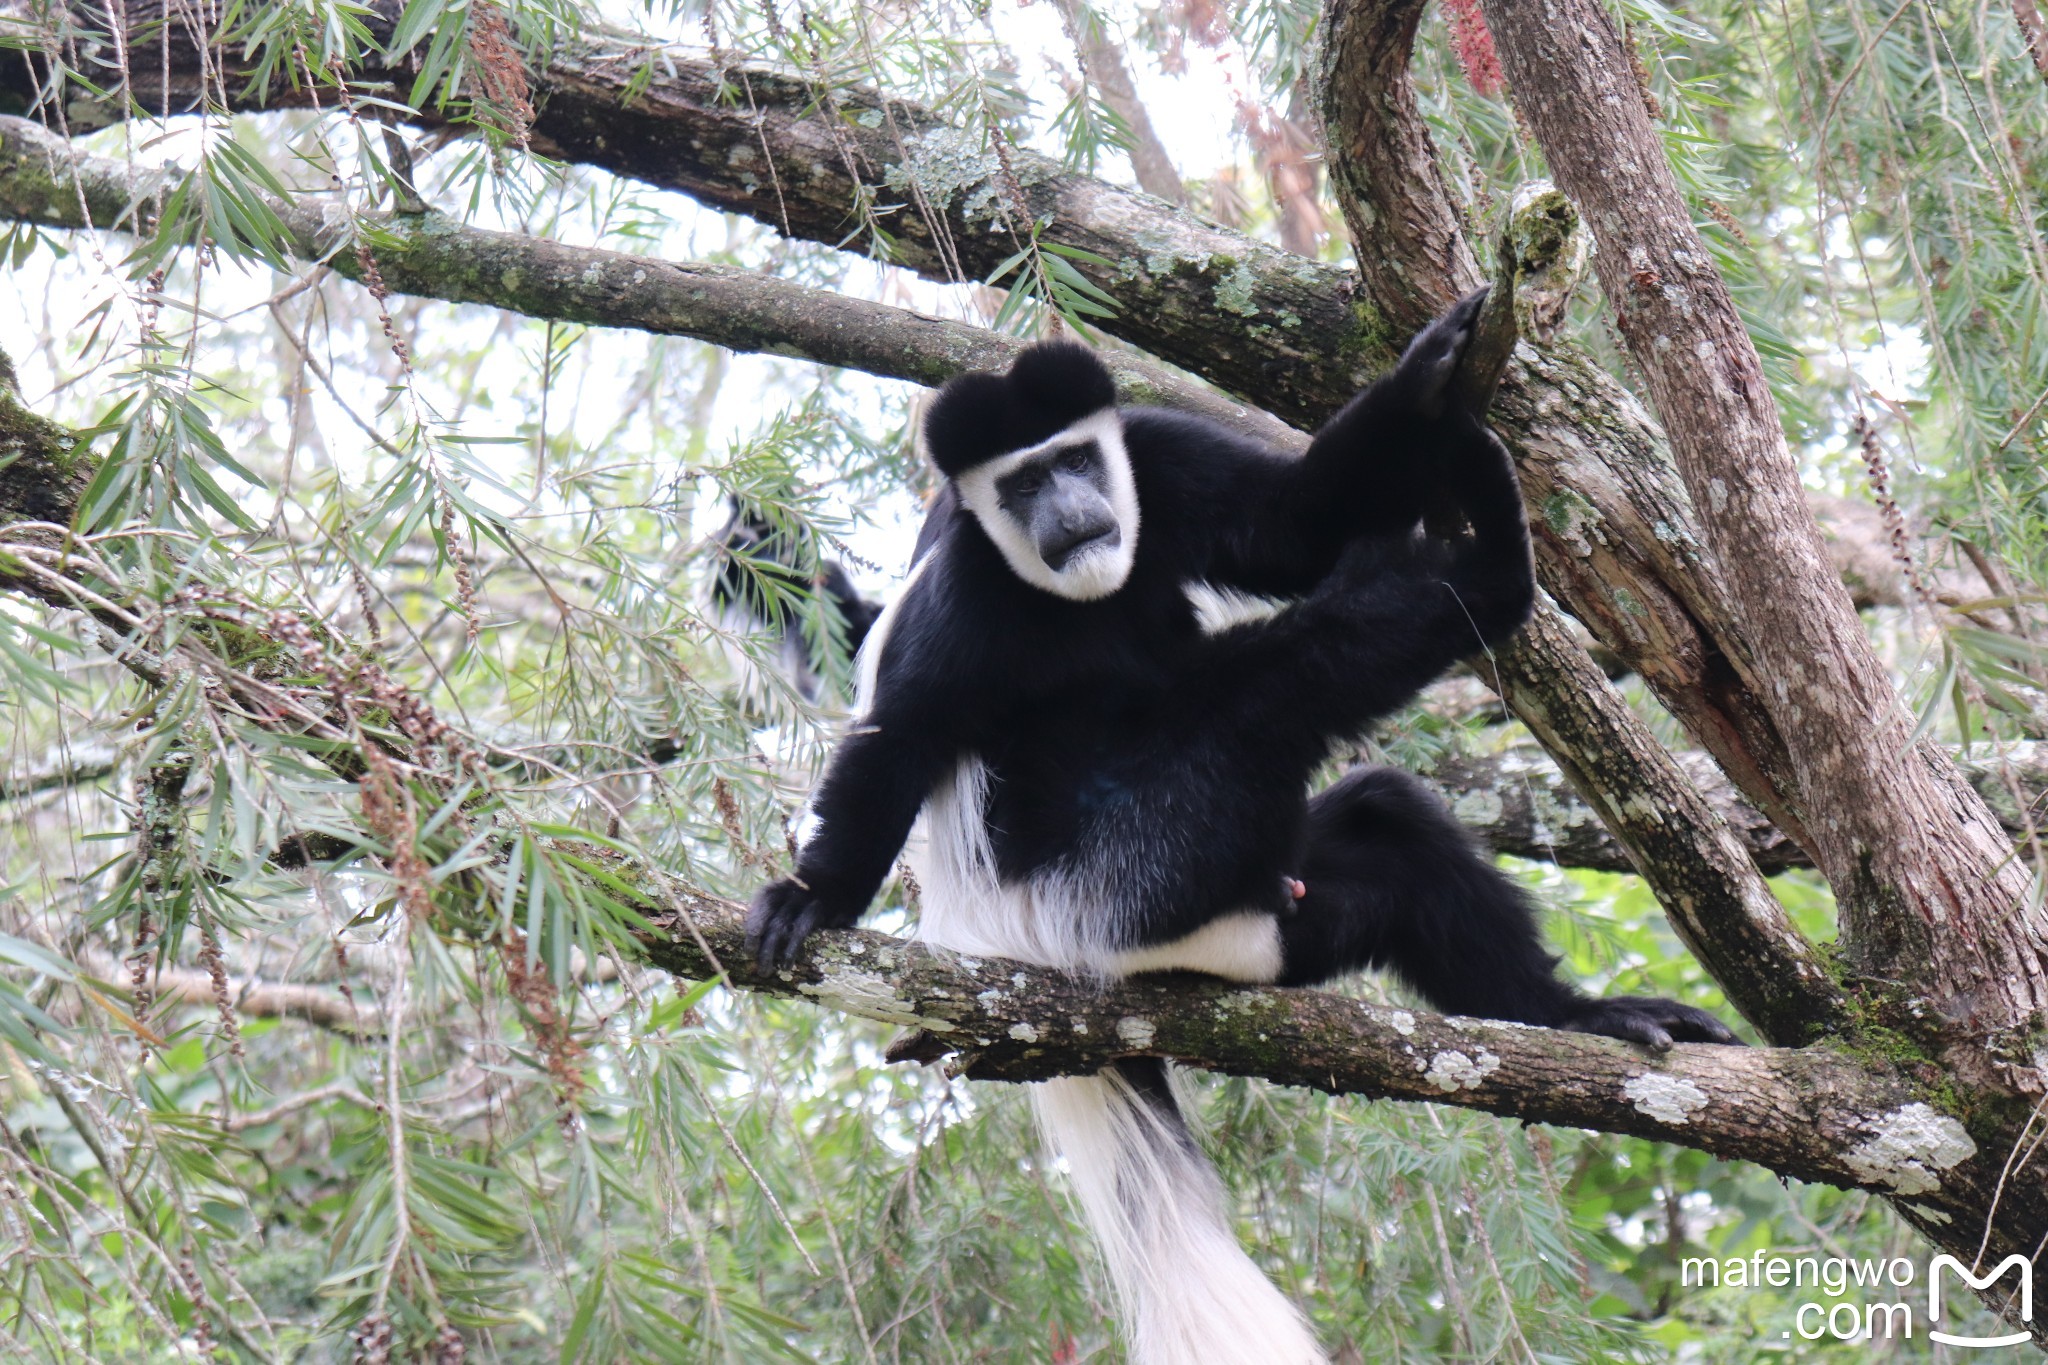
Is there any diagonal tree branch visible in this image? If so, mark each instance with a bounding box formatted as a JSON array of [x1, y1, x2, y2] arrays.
[[0, 116, 1284, 443], [1314, 0, 1808, 844], [1485, 604, 1837, 1041], [1051, 0, 1186, 205]]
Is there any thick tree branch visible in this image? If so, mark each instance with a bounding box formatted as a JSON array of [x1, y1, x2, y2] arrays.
[[1315, 0, 1810, 856], [641, 894, 2011, 1213], [1479, 0, 2048, 1048], [1378, 177, 1838, 1039], [1317, 0, 1481, 332], [0, 116, 1284, 446], [1486, 606, 1838, 1042], [0, 9, 1375, 419]]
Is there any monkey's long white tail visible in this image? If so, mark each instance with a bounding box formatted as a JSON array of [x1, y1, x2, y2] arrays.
[[1035, 1062, 1326, 1365]]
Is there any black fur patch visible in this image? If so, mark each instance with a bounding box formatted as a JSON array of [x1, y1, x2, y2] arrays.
[[923, 340, 1117, 477]]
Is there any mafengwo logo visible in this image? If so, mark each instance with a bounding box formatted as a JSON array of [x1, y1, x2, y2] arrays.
[[1681, 1250, 2033, 1346], [1928, 1256, 2033, 1349]]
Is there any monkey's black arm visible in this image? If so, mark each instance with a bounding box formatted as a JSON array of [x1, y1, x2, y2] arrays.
[[1196, 416, 1534, 759], [748, 709, 957, 968], [1291, 287, 1497, 533], [1195, 288, 1496, 594]]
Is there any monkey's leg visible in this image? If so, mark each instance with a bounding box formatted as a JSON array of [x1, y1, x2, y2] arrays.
[[1277, 767, 1738, 1049]]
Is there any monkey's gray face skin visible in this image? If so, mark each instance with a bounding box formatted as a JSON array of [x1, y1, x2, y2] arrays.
[[996, 441, 1121, 570]]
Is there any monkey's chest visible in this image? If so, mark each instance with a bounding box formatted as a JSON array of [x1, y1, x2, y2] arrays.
[[973, 706, 1300, 924]]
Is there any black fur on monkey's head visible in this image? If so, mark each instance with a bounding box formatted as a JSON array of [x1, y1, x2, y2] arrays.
[[921, 341, 1118, 478]]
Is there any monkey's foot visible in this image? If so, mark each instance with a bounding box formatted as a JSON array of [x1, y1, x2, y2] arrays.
[[1559, 995, 1741, 1051]]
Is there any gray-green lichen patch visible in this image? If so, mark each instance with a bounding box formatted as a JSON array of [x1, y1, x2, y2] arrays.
[[884, 127, 1046, 229], [1423, 1048, 1500, 1091], [1451, 789, 1507, 827], [1542, 488, 1605, 556], [1651, 519, 1697, 547], [799, 964, 954, 1032], [1623, 1073, 1709, 1124], [1122, 233, 1216, 286], [1117, 1016, 1157, 1048], [1214, 260, 1260, 317], [1843, 1103, 1977, 1195]]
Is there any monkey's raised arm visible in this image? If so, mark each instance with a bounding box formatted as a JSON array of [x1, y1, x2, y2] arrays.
[[1174, 288, 1498, 596]]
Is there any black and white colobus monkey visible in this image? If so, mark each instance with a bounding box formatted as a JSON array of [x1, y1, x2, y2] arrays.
[[749, 291, 1736, 1365], [710, 501, 883, 701]]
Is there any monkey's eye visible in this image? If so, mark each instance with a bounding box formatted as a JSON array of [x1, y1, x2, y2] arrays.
[[1010, 473, 1045, 497], [1059, 447, 1093, 473]]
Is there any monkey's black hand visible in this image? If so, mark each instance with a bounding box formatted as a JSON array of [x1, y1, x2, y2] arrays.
[[1383, 286, 1490, 423], [1558, 995, 1742, 1052], [747, 877, 861, 970]]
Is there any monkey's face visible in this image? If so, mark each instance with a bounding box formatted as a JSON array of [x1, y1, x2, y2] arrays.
[[997, 439, 1120, 570], [954, 410, 1140, 601]]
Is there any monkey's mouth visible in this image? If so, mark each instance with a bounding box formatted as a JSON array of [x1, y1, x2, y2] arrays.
[[1044, 527, 1121, 571]]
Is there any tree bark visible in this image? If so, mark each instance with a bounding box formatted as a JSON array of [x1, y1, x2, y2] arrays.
[[642, 893, 1960, 1201], [1488, 606, 1838, 1042], [1479, 0, 2048, 1063], [2015, 0, 2048, 84], [1312, 0, 1825, 864], [0, 115, 1281, 442]]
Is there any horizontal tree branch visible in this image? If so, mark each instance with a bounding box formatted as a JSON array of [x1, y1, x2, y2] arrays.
[[0, 743, 114, 799], [0, 115, 1288, 445], [641, 892, 2004, 1209], [1432, 739, 2048, 876], [165, 969, 374, 1035]]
